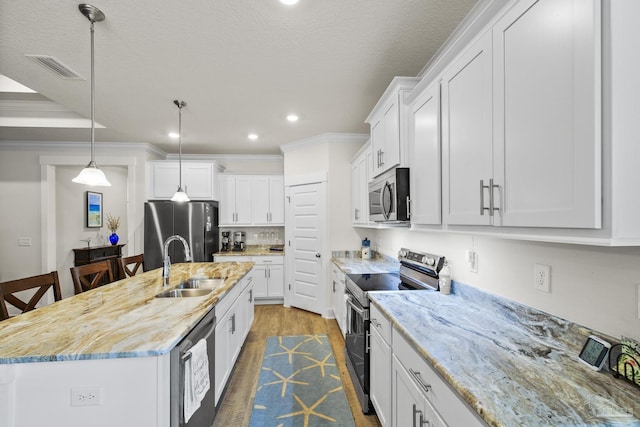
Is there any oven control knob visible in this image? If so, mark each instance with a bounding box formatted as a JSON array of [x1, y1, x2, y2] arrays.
[[398, 249, 407, 258], [422, 256, 435, 266]]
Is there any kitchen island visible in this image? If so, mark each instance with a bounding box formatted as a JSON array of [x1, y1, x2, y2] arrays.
[[369, 283, 640, 426], [0, 262, 253, 427]]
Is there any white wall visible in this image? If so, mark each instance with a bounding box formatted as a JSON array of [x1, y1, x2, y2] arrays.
[[357, 227, 640, 342]]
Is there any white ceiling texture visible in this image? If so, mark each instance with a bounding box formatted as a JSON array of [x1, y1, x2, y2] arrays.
[[0, 0, 476, 155]]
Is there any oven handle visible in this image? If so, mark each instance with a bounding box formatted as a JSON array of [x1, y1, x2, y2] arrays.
[[381, 181, 393, 220], [346, 296, 366, 318]]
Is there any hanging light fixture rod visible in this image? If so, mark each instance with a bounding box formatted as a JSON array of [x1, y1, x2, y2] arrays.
[[73, 3, 110, 186], [171, 100, 190, 202]]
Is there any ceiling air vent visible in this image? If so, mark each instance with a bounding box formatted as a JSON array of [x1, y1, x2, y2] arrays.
[[25, 55, 83, 80]]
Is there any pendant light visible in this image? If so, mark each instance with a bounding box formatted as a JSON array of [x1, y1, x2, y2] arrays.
[[171, 100, 190, 202], [73, 4, 111, 186]]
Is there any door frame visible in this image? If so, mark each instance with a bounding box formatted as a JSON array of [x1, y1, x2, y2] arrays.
[[284, 172, 329, 317]]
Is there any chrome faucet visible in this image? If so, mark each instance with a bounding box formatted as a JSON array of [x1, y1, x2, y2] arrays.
[[162, 235, 192, 287]]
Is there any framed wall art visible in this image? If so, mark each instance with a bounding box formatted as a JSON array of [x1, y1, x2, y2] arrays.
[[86, 191, 103, 228]]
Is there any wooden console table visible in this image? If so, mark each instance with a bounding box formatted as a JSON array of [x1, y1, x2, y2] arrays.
[[73, 244, 126, 281]]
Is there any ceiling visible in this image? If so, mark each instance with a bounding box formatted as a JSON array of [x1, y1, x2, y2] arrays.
[[0, 0, 476, 155]]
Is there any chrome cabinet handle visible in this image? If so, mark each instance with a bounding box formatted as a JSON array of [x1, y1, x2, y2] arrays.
[[406, 196, 411, 219], [480, 180, 490, 216], [333, 280, 336, 293], [380, 149, 384, 166], [365, 330, 370, 354], [370, 318, 381, 328], [413, 404, 420, 427], [248, 289, 253, 303], [409, 368, 432, 393], [231, 313, 236, 334], [490, 178, 499, 216]]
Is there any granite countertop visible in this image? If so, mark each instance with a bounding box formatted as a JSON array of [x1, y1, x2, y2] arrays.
[[331, 251, 400, 274], [369, 285, 640, 427], [0, 262, 253, 364], [215, 245, 285, 256]]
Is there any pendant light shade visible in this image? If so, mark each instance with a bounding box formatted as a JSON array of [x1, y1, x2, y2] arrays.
[[73, 4, 111, 187], [171, 100, 190, 202]]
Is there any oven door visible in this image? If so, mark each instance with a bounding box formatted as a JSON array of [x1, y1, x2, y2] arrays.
[[344, 294, 372, 413]]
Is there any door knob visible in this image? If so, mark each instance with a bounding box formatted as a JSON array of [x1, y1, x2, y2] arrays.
[[315, 253, 321, 258]]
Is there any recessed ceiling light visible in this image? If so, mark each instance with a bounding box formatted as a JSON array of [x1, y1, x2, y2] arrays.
[[248, 133, 259, 140], [280, 0, 299, 5], [286, 114, 299, 122], [168, 132, 179, 139]]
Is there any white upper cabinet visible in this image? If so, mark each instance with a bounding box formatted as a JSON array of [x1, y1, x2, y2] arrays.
[[220, 174, 284, 227], [408, 81, 442, 225], [219, 175, 252, 226], [147, 161, 219, 200], [351, 142, 371, 225], [441, 0, 600, 229], [492, 0, 601, 228], [442, 31, 494, 226], [367, 77, 420, 178], [252, 176, 285, 226]]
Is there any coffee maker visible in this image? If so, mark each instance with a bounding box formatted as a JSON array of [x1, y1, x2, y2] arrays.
[[232, 231, 245, 252], [221, 231, 231, 252]]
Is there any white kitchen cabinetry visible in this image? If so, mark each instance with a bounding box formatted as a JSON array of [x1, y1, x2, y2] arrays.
[[330, 262, 346, 338], [214, 275, 254, 405], [366, 77, 420, 178], [441, 30, 494, 226], [214, 255, 284, 303], [392, 328, 485, 427], [441, 0, 600, 229], [147, 161, 220, 200], [351, 143, 371, 225], [251, 175, 285, 225], [219, 175, 253, 226], [369, 304, 391, 427], [407, 80, 442, 225]]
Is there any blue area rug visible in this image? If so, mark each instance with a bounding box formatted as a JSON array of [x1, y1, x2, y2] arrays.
[[249, 334, 356, 427]]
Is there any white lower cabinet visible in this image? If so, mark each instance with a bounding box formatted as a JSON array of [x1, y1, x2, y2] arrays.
[[330, 263, 346, 338], [369, 305, 391, 427], [214, 275, 254, 405], [214, 255, 284, 303], [391, 328, 486, 427]]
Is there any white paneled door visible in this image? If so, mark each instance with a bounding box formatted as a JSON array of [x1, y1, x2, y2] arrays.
[[287, 181, 326, 315]]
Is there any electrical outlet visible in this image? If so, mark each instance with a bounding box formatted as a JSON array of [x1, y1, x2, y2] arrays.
[[534, 264, 551, 293], [465, 249, 478, 273], [71, 386, 103, 406]]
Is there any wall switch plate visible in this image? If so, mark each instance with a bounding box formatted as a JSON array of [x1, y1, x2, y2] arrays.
[[534, 264, 551, 293], [17, 237, 32, 246], [465, 249, 478, 273], [71, 386, 103, 406]]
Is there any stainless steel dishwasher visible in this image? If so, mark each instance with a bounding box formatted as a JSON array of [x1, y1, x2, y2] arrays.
[[169, 307, 216, 427]]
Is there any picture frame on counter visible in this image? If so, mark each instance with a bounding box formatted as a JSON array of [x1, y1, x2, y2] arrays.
[[86, 191, 103, 228]]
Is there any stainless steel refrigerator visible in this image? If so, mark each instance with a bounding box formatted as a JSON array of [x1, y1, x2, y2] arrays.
[[144, 201, 219, 270]]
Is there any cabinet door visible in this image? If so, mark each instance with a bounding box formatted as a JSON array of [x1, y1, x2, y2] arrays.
[[234, 176, 253, 225], [251, 265, 268, 298], [214, 310, 233, 405], [219, 175, 237, 225], [240, 279, 255, 341], [392, 354, 427, 427], [251, 176, 271, 225], [371, 118, 385, 177], [370, 326, 391, 427], [183, 163, 214, 200], [442, 31, 493, 226], [351, 162, 360, 224], [382, 98, 400, 171], [409, 81, 442, 225], [267, 264, 284, 297], [268, 176, 285, 225], [493, 0, 601, 228], [152, 162, 179, 199]]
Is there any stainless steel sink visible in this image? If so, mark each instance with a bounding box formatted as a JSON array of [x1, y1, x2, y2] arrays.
[[155, 288, 213, 298], [180, 277, 227, 289]]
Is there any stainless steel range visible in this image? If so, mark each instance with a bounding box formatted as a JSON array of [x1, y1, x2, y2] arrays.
[[343, 248, 445, 414]]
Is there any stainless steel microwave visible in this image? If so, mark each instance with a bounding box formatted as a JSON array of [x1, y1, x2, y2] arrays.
[[368, 168, 410, 222]]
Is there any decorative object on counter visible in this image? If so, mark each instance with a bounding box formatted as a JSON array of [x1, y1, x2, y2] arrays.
[[106, 213, 120, 245], [578, 335, 611, 371], [609, 336, 640, 388], [438, 262, 451, 295], [361, 237, 371, 259], [221, 231, 231, 251], [233, 231, 245, 251], [249, 335, 355, 427], [72, 4, 111, 187], [170, 99, 190, 202], [86, 191, 103, 227]]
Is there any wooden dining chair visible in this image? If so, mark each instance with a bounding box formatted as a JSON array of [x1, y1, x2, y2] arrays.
[[70, 261, 114, 294], [118, 254, 144, 278], [0, 271, 62, 321]]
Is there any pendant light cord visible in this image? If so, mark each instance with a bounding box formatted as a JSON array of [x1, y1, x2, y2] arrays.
[[90, 20, 96, 163], [178, 103, 183, 189]]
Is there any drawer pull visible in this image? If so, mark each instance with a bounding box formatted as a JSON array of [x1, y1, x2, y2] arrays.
[[371, 318, 381, 328], [409, 368, 432, 393]]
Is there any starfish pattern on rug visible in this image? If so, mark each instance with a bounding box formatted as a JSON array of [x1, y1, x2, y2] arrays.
[[302, 353, 336, 378], [268, 337, 312, 364], [276, 393, 336, 426], [258, 366, 309, 397], [302, 334, 327, 345]]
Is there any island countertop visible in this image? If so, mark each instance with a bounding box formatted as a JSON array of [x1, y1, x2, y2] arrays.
[[0, 262, 253, 364], [369, 286, 640, 427]]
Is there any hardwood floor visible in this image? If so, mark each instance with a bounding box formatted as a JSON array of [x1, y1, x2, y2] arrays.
[[213, 304, 382, 427]]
